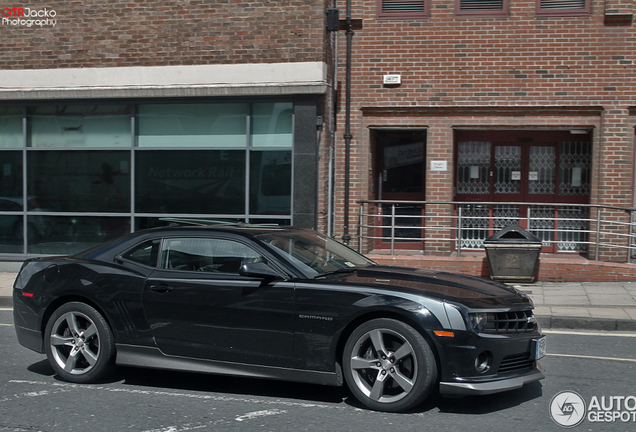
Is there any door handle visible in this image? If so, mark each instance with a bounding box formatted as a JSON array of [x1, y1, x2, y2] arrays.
[[149, 284, 173, 293]]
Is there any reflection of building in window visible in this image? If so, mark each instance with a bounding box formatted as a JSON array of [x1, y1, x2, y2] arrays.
[[251, 151, 292, 215]]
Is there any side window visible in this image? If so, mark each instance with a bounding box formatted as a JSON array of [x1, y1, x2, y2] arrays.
[[160, 238, 263, 274], [120, 240, 160, 267]]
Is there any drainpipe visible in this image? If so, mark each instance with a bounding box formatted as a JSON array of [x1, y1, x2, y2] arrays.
[[342, 0, 353, 246]]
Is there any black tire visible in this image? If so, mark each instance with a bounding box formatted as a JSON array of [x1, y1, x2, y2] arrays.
[[343, 318, 437, 412], [44, 302, 115, 383]]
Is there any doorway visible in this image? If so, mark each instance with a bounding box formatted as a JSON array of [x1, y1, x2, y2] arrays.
[[372, 130, 427, 249]]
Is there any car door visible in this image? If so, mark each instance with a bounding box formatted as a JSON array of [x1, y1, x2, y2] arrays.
[[142, 235, 296, 368]]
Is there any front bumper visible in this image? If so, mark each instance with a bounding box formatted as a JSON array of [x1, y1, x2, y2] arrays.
[[439, 361, 544, 396]]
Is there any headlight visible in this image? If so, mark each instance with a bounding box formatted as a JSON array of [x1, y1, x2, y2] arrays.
[[469, 312, 490, 332]]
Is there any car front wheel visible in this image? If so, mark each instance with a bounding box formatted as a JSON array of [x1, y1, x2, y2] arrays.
[[44, 302, 115, 383], [343, 318, 437, 412]]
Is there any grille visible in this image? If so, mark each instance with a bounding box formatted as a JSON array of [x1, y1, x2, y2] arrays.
[[382, 0, 425, 14], [483, 310, 537, 333], [499, 353, 534, 373]]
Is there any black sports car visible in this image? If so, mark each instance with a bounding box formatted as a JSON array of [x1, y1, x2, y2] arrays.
[[13, 223, 545, 412]]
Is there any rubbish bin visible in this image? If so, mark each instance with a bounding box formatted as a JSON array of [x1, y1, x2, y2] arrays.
[[483, 224, 542, 283]]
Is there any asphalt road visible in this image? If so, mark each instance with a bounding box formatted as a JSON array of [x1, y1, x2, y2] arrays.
[[1, 307, 635, 432]]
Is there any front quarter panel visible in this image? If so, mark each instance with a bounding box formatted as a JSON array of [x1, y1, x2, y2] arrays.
[[293, 281, 448, 372]]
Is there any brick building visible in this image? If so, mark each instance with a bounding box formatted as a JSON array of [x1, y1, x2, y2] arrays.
[[1, 0, 635, 279], [0, 1, 334, 256], [329, 0, 636, 275]]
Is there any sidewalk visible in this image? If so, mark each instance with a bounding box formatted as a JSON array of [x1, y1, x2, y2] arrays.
[[1, 271, 636, 331], [514, 281, 636, 331]]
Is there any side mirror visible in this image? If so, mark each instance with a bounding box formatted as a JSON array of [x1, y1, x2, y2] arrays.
[[239, 261, 283, 280]]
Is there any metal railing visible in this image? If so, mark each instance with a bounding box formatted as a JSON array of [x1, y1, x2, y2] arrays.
[[357, 200, 636, 263]]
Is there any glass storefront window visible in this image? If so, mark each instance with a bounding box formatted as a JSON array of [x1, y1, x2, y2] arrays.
[[135, 217, 246, 231], [27, 215, 130, 255], [0, 107, 23, 148], [250, 150, 291, 215], [0, 151, 23, 202], [248, 218, 291, 226], [0, 151, 25, 253], [250, 102, 293, 148], [27, 151, 131, 212], [135, 150, 246, 214], [137, 103, 248, 148], [0, 215, 23, 253], [0, 101, 297, 256], [28, 105, 132, 148]]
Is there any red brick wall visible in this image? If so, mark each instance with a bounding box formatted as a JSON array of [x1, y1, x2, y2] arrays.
[[331, 1, 636, 258], [0, 1, 328, 69], [344, 0, 634, 105]]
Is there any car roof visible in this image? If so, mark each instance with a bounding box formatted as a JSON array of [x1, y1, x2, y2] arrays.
[[74, 222, 306, 260]]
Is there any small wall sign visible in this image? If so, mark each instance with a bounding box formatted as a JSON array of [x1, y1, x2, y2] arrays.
[[430, 160, 447, 171]]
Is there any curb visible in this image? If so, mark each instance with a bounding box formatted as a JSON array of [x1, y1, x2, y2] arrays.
[[537, 315, 636, 332]]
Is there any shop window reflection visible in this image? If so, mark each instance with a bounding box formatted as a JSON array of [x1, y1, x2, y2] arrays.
[[135, 150, 245, 214], [28, 105, 132, 148], [27, 151, 131, 213], [27, 216, 130, 255]]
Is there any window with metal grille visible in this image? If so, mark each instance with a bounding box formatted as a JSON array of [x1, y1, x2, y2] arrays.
[[537, 0, 590, 16], [378, 0, 429, 19], [456, 0, 508, 17]]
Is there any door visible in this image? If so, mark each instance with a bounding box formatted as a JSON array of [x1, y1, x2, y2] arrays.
[[373, 131, 427, 248], [142, 236, 296, 367], [455, 130, 591, 252]]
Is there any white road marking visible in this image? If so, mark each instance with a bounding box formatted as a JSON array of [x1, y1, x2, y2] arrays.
[[141, 422, 226, 432], [0, 388, 70, 403], [235, 409, 287, 422], [547, 353, 636, 363], [9, 379, 342, 410], [543, 329, 636, 337], [543, 330, 636, 362], [7, 380, 321, 432], [0, 323, 12, 326]]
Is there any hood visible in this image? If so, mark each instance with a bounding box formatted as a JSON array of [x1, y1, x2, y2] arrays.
[[327, 265, 533, 309]]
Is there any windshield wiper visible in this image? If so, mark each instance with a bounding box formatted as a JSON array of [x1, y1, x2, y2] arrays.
[[314, 268, 357, 279]]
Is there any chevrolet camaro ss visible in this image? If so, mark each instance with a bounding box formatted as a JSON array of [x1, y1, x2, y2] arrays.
[[13, 223, 545, 412]]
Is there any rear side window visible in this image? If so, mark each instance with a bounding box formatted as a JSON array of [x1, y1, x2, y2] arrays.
[[160, 238, 263, 274], [121, 240, 160, 267]]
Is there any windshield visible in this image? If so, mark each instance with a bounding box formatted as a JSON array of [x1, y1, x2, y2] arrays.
[[257, 230, 376, 277]]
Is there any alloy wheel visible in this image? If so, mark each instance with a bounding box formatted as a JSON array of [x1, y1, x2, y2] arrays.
[[49, 310, 102, 375]]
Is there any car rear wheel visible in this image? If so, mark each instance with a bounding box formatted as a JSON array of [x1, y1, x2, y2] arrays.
[[44, 302, 115, 383], [343, 318, 437, 412]]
